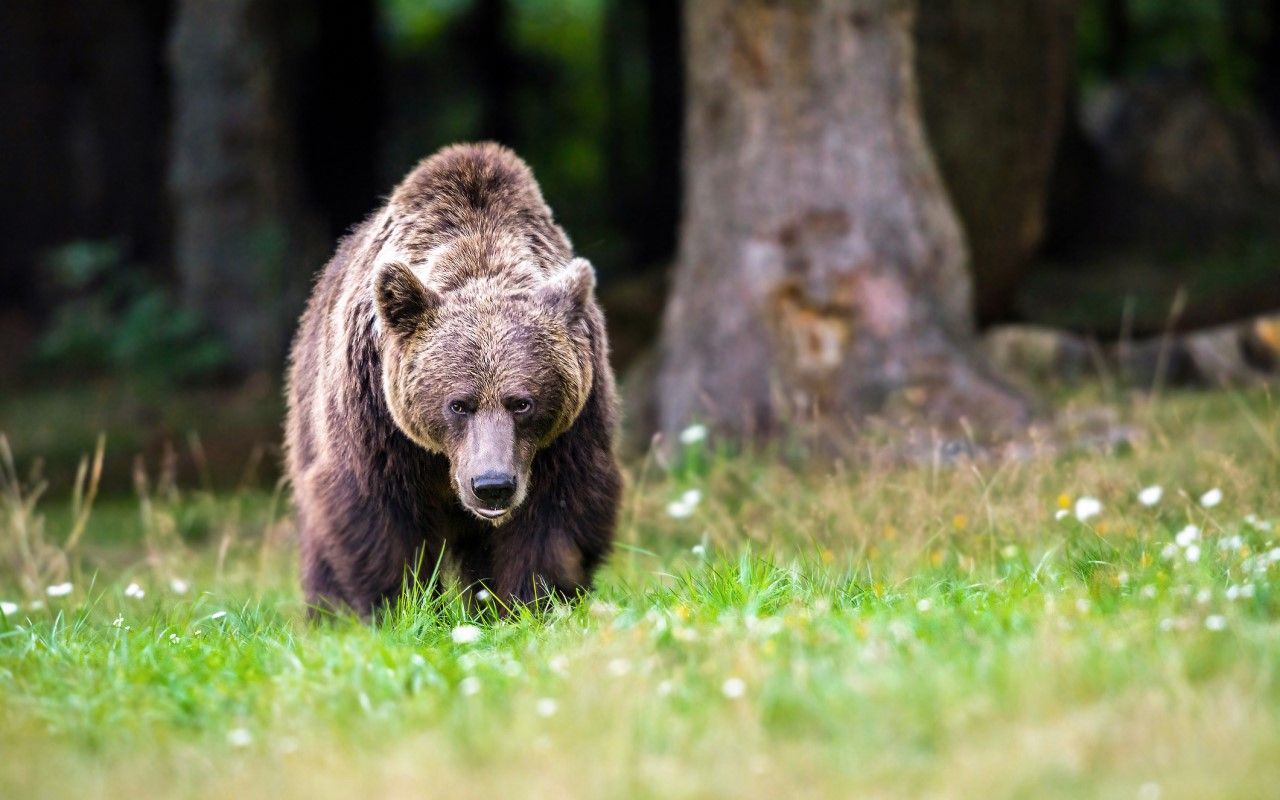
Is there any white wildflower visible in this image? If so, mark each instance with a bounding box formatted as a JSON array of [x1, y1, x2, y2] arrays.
[[226, 728, 253, 747], [1054, 509, 1069, 521], [1074, 497, 1102, 522], [1269, 547, 1280, 563], [679, 424, 708, 445], [169, 633, 180, 644], [459, 676, 481, 696], [672, 626, 698, 643], [549, 655, 569, 677], [0, 601, 17, 617], [691, 544, 706, 557], [1225, 585, 1240, 601], [588, 600, 619, 618], [1160, 543, 1179, 561], [169, 578, 190, 594], [451, 624, 482, 645], [1075, 598, 1090, 614], [111, 615, 124, 628], [721, 677, 747, 699], [656, 679, 674, 697], [45, 582, 73, 597], [535, 698, 558, 718], [1138, 486, 1163, 506], [474, 589, 491, 603], [27, 600, 43, 610], [1219, 535, 1243, 551], [1199, 488, 1223, 508], [1140, 585, 1157, 599], [1243, 514, 1272, 531], [1204, 615, 1227, 631], [209, 611, 227, 620], [667, 489, 703, 519], [1241, 584, 1256, 598], [749, 616, 783, 637], [124, 582, 145, 600], [1175, 525, 1200, 547], [667, 500, 695, 519], [607, 658, 631, 677], [916, 598, 932, 612], [1158, 618, 1175, 632], [1195, 589, 1211, 605], [1184, 544, 1201, 563]]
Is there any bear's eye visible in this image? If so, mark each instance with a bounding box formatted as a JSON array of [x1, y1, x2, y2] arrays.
[[508, 398, 533, 415], [448, 400, 472, 416]]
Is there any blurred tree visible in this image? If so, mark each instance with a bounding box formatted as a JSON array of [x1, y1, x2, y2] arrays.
[[1100, 0, 1131, 77], [296, 0, 386, 236], [0, 0, 172, 312], [604, 0, 682, 269], [465, 0, 518, 142], [168, 0, 325, 374], [917, 0, 1080, 324], [655, 0, 1032, 443], [1246, 0, 1280, 131]]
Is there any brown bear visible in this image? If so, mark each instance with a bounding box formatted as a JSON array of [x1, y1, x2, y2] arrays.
[[284, 142, 622, 617]]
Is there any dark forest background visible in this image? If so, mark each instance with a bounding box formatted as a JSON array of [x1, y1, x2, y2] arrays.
[[2, 0, 1279, 484]]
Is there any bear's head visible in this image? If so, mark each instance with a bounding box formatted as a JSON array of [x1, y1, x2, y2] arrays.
[[374, 257, 596, 524]]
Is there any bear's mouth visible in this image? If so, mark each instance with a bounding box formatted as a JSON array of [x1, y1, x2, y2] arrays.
[[473, 506, 509, 520]]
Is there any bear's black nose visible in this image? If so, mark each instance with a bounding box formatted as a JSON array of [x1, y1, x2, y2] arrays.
[[472, 472, 517, 508]]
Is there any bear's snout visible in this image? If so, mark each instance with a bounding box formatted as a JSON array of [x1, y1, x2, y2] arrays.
[[472, 471, 517, 510]]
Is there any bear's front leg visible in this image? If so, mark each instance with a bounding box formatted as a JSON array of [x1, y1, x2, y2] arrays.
[[297, 467, 431, 618], [488, 524, 586, 606], [485, 461, 620, 608]]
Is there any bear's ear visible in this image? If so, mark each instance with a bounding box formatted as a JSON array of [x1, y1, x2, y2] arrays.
[[537, 257, 595, 320], [374, 259, 440, 339]]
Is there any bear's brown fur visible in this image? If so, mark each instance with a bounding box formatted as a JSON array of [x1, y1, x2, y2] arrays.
[[285, 142, 622, 616]]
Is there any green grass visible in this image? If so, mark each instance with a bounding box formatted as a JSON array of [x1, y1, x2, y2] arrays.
[[2, 389, 1280, 799]]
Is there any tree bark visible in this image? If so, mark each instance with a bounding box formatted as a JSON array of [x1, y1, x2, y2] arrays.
[[655, 0, 1032, 444], [168, 0, 324, 373], [916, 0, 1080, 324]]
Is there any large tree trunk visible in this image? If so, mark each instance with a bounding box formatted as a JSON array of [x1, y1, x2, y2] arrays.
[[168, 0, 323, 374], [655, 0, 1032, 443], [916, 0, 1080, 324]]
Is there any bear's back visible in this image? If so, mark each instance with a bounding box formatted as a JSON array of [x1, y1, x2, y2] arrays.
[[387, 143, 574, 295]]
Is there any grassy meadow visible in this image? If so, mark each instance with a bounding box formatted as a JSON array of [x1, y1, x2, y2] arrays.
[[2, 388, 1279, 799]]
